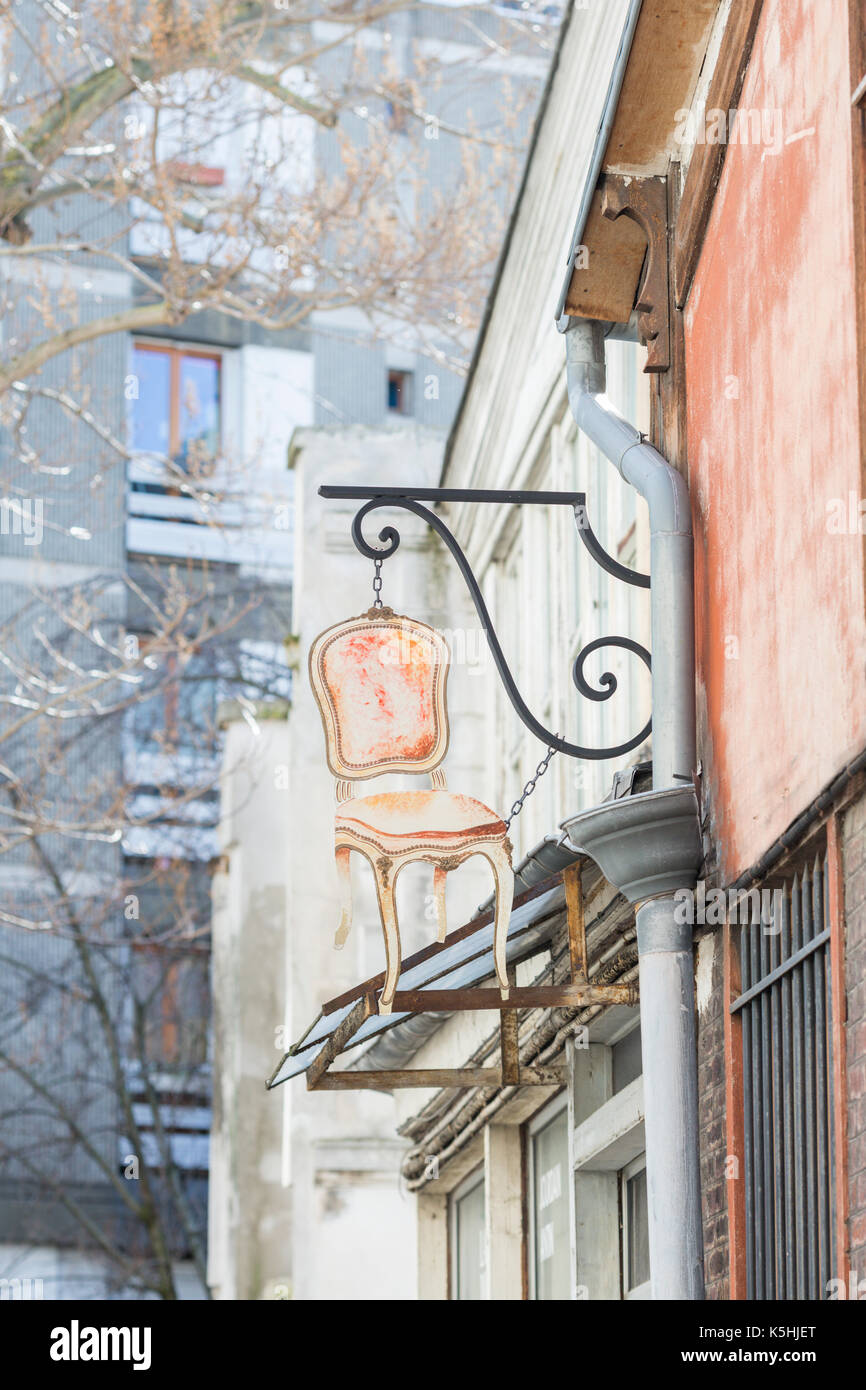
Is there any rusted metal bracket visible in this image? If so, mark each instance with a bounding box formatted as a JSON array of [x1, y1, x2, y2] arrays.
[[601, 173, 670, 372], [312, 1066, 567, 1090], [303, 991, 567, 1091], [302, 861, 637, 1091], [305, 994, 377, 1090], [386, 982, 637, 1011]]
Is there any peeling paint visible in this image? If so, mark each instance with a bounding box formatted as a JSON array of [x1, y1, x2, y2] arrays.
[[686, 0, 866, 880], [695, 933, 716, 1016]]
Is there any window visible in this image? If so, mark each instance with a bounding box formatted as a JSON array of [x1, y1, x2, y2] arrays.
[[571, 1024, 645, 1299], [621, 1154, 650, 1298], [384, 89, 410, 134], [612, 1022, 642, 1093], [132, 947, 210, 1069], [131, 343, 221, 473], [732, 854, 837, 1299], [528, 1098, 570, 1299], [127, 650, 220, 759], [387, 369, 413, 415], [449, 1169, 486, 1300]]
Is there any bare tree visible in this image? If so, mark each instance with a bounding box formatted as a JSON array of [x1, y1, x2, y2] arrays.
[[0, 0, 548, 393], [0, 561, 292, 1297], [0, 0, 557, 1296]]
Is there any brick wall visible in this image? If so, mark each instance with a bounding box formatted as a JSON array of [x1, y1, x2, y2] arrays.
[[695, 929, 729, 1298], [843, 792, 866, 1276]]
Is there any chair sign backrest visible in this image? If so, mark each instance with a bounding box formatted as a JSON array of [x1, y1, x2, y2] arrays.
[[309, 606, 450, 779]]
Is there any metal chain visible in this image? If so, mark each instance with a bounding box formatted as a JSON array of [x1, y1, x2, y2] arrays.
[[504, 741, 559, 830], [372, 557, 383, 608]]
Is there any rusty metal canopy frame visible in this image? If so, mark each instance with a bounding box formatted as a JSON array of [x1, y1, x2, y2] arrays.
[[269, 863, 638, 1092]]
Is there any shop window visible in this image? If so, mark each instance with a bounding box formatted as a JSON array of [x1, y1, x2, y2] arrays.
[[131, 342, 221, 474], [387, 369, 413, 415], [449, 1169, 486, 1299], [528, 1098, 570, 1299]]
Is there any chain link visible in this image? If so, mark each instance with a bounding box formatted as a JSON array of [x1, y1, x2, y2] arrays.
[[372, 557, 383, 608], [504, 741, 559, 830]]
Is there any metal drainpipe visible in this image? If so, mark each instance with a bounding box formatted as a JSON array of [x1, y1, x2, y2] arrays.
[[564, 319, 704, 1300]]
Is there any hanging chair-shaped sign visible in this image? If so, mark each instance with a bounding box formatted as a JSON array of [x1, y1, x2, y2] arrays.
[[309, 604, 514, 1014]]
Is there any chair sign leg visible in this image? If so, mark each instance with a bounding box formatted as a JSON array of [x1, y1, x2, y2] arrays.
[[433, 866, 448, 944], [334, 845, 353, 950], [374, 865, 401, 1015]]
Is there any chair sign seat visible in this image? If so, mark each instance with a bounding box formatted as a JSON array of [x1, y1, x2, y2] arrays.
[[310, 606, 514, 1014]]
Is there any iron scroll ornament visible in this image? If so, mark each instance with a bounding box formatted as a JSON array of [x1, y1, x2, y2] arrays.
[[320, 486, 652, 762]]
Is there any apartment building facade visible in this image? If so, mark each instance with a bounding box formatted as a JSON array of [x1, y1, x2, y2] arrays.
[[0, 2, 547, 1298], [274, 0, 866, 1303]]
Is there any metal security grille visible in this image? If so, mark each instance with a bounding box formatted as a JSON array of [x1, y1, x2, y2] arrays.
[[731, 855, 836, 1299]]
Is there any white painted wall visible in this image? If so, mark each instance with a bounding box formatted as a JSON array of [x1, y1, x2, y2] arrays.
[[404, 0, 655, 1293], [278, 422, 499, 1300], [208, 713, 294, 1301], [442, 0, 652, 859], [210, 421, 502, 1300]]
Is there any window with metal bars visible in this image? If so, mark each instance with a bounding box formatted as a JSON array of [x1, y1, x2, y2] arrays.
[[730, 854, 836, 1299]]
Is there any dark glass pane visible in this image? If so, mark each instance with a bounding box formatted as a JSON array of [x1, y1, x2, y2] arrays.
[[627, 1166, 650, 1289], [455, 1179, 485, 1300], [131, 347, 170, 453], [387, 369, 413, 415], [613, 1024, 642, 1094], [179, 354, 220, 466]]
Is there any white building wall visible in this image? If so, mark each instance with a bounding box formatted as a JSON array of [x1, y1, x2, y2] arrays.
[[399, 0, 654, 1295], [208, 714, 294, 1301], [210, 420, 505, 1299], [441, 0, 652, 862], [281, 421, 499, 1300]]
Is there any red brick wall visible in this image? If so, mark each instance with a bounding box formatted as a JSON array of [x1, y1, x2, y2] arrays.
[[843, 793, 866, 1275]]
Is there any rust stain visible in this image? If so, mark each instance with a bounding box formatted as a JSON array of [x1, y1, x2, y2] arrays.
[[322, 626, 439, 766]]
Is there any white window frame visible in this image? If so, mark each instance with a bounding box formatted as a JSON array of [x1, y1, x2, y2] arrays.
[[448, 1164, 486, 1301], [570, 1018, 646, 1300], [526, 1091, 569, 1301], [620, 1151, 651, 1300]]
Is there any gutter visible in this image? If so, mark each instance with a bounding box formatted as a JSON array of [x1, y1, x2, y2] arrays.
[[566, 321, 695, 789], [562, 318, 704, 1301]]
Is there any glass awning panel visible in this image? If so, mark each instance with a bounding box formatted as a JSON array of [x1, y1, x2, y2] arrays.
[[267, 883, 564, 1087]]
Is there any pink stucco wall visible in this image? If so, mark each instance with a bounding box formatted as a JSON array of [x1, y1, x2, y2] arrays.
[[685, 0, 866, 881]]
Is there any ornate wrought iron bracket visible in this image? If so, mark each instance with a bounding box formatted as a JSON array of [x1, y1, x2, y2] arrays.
[[318, 485, 652, 762]]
